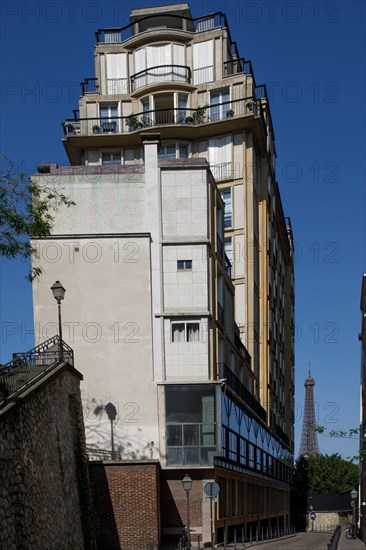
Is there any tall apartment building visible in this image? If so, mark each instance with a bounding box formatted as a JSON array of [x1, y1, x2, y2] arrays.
[[32, 4, 295, 544]]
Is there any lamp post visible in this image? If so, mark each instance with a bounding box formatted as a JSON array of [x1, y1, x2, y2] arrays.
[[351, 488, 358, 534], [50, 280, 66, 360], [105, 402, 117, 459], [182, 474, 193, 547]]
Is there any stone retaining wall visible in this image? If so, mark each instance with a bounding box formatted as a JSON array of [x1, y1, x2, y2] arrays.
[[0, 364, 88, 549]]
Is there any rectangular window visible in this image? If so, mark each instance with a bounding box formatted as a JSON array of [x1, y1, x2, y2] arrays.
[[100, 104, 118, 133], [209, 136, 232, 180], [210, 88, 230, 122], [221, 189, 232, 227], [171, 321, 200, 342], [193, 40, 214, 84], [177, 260, 192, 270], [165, 385, 216, 466], [102, 151, 121, 165]]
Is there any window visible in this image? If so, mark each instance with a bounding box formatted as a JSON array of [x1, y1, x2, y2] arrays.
[[221, 189, 232, 227], [100, 149, 135, 166], [102, 151, 121, 165], [177, 260, 192, 270], [193, 40, 214, 84], [165, 385, 216, 466], [100, 104, 118, 133], [171, 321, 200, 342], [158, 142, 190, 159], [210, 88, 230, 122], [106, 53, 128, 94], [209, 136, 232, 180]]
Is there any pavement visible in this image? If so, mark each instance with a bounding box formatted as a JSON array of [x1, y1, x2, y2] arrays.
[[161, 531, 366, 550], [338, 532, 366, 550]]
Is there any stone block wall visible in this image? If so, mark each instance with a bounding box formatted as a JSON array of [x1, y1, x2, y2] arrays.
[[0, 364, 88, 549], [89, 461, 160, 550]]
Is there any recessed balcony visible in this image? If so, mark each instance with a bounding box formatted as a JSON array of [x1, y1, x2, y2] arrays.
[[130, 65, 191, 92]]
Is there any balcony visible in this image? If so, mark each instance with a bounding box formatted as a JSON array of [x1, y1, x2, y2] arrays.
[[130, 65, 191, 92], [80, 77, 99, 95], [95, 13, 227, 44], [62, 97, 263, 138], [218, 363, 266, 423]]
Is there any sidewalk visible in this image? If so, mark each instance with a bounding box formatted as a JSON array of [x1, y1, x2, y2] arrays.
[[338, 533, 366, 550]]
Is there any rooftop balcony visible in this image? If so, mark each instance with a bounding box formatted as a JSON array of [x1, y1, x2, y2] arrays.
[[95, 12, 230, 44]]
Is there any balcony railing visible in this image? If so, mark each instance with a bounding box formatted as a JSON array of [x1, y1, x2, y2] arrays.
[[234, 324, 251, 365], [80, 77, 98, 95], [224, 254, 232, 278], [130, 64, 191, 92], [62, 97, 262, 138], [95, 12, 226, 44], [0, 336, 74, 402], [216, 234, 223, 259], [218, 363, 266, 423], [223, 57, 252, 77]]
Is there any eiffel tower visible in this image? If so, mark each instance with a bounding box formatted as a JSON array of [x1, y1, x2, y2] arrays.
[[298, 365, 320, 457]]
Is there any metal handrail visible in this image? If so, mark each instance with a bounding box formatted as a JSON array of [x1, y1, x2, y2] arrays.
[[0, 336, 74, 402], [130, 64, 191, 92]]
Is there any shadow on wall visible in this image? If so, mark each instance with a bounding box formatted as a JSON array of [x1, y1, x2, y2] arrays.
[[89, 465, 120, 550], [160, 478, 184, 544]]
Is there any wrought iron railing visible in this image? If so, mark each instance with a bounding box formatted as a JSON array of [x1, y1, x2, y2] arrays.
[[95, 12, 226, 43], [62, 97, 262, 138], [130, 64, 191, 92], [216, 234, 223, 259], [218, 362, 266, 422], [234, 323, 251, 365], [224, 254, 232, 279], [80, 77, 98, 95], [0, 336, 74, 402]]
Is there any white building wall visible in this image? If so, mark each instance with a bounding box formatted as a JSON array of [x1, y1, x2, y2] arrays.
[[163, 245, 208, 310], [32, 235, 159, 459]]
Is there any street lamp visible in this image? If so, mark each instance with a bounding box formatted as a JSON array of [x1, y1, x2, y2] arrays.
[[50, 280, 66, 360], [351, 489, 358, 532], [105, 402, 117, 459], [182, 474, 193, 547]]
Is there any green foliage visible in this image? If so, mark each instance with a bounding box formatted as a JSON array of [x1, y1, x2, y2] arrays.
[[293, 453, 358, 494], [0, 158, 74, 280]]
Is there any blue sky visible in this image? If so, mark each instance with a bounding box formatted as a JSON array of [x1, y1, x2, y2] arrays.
[[0, 0, 365, 458]]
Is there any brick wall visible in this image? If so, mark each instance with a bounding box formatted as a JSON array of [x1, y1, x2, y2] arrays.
[[89, 461, 160, 550], [0, 364, 88, 549]]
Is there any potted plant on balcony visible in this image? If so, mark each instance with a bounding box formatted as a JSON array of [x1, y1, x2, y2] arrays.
[[226, 109, 234, 118], [192, 104, 208, 125], [126, 114, 141, 131], [92, 125, 101, 134]]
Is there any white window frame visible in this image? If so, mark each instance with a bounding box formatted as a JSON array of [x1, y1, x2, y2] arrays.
[[158, 141, 190, 159], [177, 260, 192, 270], [171, 321, 200, 343]]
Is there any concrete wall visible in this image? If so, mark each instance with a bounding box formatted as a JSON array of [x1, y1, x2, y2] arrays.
[[0, 364, 88, 549]]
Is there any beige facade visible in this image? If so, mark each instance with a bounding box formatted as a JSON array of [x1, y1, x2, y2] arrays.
[[32, 3, 294, 544]]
